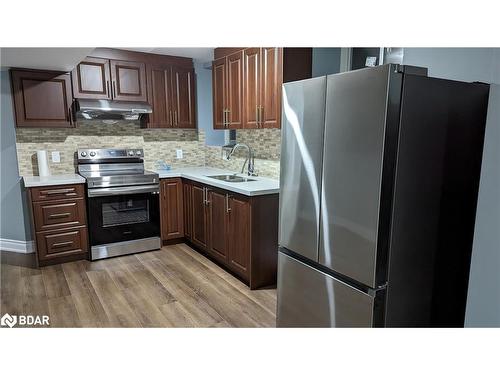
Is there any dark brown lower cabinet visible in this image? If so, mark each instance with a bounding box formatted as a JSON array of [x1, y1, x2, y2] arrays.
[[177, 179, 278, 289], [227, 194, 251, 279], [207, 190, 229, 264], [36, 226, 88, 263], [160, 178, 184, 241], [28, 183, 89, 266], [190, 181, 208, 250], [183, 182, 192, 240]]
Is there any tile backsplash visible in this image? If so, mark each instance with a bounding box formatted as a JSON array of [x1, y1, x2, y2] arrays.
[[205, 128, 281, 179], [15, 120, 282, 179]]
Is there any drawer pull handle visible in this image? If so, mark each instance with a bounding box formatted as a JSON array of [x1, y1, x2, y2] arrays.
[[44, 189, 75, 196], [52, 241, 74, 248], [49, 213, 71, 219]]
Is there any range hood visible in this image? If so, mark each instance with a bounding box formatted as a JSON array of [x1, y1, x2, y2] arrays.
[[76, 99, 152, 121]]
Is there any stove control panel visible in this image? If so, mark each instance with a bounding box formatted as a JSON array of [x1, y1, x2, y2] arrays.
[[77, 148, 145, 160]]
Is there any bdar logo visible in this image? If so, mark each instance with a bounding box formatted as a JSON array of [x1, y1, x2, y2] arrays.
[[1, 313, 17, 328]]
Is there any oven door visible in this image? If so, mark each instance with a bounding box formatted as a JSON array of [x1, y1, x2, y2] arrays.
[[87, 184, 160, 246]]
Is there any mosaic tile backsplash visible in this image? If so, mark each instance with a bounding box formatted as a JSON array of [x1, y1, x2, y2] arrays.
[[15, 120, 282, 180], [205, 128, 281, 179]]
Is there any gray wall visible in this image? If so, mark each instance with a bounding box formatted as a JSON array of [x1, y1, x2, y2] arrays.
[[403, 48, 500, 327], [194, 61, 225, 146], [403, 48, 500, 84], [0, 70, 30, 242], [312, 48, 341, 77], [464, 85, 500, 327]]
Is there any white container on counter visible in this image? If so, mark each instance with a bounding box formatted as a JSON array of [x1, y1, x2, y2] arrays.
[[36, 150, 50, 177]]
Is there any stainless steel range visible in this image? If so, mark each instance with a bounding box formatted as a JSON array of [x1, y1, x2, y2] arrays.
[[77, 148, 161, 260]]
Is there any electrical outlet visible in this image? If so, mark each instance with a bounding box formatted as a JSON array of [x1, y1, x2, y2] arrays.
[[176, 149, 183, 159], [222, 149, 230, 161], [51, 151, 61, 163]]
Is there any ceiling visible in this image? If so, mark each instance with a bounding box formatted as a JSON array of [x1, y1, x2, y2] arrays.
[[0, 47, 215, 72], [0, 48, 95, 71], [122, 48, 214, 62]]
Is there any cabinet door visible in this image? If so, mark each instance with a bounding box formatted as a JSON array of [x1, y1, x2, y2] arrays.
[[260, 47, 283, 128], [110, 60, 147, 102], [191, 184, 208, 250], [183, 181, 192, 240], [147, 64, 173, 128], [207, 190, 228, 263], [11, 69, 74, 128], [172, 66, 196, 128], [72, 57, 111, 100], [243, 48, 261, 129], [160, 178, 184, 241], [227, 195, 251, 278], [212, 57, 227, 129], [226, 51, 244, 129]]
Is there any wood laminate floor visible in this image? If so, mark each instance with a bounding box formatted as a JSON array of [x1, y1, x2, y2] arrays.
[[0, 243, 277, 327]]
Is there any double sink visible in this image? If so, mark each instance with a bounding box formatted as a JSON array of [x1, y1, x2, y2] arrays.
[[207, 174, 256, 183]]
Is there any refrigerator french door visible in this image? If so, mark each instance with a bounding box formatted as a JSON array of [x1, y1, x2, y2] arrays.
[[277, 64, 490, 327]]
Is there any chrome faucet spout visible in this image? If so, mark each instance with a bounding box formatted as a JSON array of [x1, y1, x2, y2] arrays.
[[227, 143, 257, 176]]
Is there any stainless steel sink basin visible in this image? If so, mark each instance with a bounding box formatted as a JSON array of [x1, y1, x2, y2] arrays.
[[207, 174, 256, 183]]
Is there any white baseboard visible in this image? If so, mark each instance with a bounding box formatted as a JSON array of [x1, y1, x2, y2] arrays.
[[0, 238, 35, 253]]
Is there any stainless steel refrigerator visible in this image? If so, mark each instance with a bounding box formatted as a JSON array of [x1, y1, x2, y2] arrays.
[[277, 64, 490, 327]]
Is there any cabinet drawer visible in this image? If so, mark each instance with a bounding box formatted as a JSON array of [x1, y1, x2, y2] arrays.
[[36, 226, 88, 260], [30, 184, 85, 202], [33, 199, 86, 231]]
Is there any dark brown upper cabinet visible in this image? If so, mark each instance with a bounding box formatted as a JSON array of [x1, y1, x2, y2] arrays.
[[146, 64, 173, 128], [212, 57, 227, 129], [212, 47, 312, 129], [10, 69, 74, 128], [171, 66, 196, 128], [242, 48, 261, 129], [212, 51, 244, 129], [146, 64, 196, 129], [226, 52, 244, 129], [72, 57, 147, 102], [260, 47, 282, 129], [110, 60, 147, 102], [71, 57, 111, 100]]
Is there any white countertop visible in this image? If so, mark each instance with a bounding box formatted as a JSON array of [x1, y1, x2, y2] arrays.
[[156, 167, 279, 196], [23, 174, 86, 187]]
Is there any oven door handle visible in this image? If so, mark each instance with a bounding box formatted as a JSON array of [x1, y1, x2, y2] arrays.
[[87, 184, 160, 197]]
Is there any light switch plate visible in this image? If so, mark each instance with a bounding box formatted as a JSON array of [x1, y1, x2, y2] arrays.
[[51, 151, 60, 163], [176, 149, 183, 159]]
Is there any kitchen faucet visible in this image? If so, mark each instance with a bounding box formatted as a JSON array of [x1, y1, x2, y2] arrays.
[[227, 143, 257, 176]]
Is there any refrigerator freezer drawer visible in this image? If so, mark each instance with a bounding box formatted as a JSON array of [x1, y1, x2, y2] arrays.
[[277, 251, 383, 327]]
